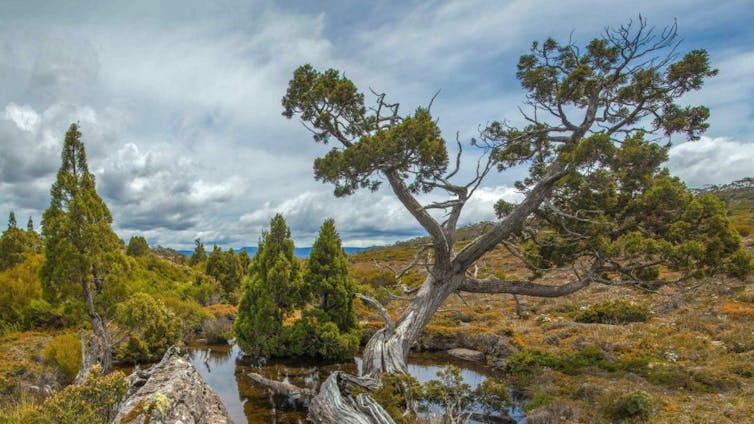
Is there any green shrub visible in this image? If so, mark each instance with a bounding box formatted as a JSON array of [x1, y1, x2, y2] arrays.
[[22, 299, 58, 329], [44, 333, 81, 383], [41, 366, 127, 423], [505, 346, 643, 376], [371, 373, 423, 424], [277, 310, 361, 360], [114, 293, 182, 363], [610, 390, 653, 421], [574, 300, 650, 324], [161, 297, 209, 340]]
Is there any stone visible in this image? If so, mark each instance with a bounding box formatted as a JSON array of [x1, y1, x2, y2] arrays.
[[114, 347, 233, 424], [447, 348, 485, 362]]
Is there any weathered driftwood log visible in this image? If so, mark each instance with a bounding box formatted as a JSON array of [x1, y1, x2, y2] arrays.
[[114, 346, 233, 424], [247, 372, 315, 407], [308, 372, 395, 424]]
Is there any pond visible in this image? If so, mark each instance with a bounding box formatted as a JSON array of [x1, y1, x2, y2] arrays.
[[188, 344, 525, 424]]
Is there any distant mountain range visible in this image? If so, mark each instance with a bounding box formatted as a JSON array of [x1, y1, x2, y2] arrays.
[[177, 246, 370, 258]]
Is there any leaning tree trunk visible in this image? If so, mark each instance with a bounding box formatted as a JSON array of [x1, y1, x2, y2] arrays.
[[362, 273, 461, 377], [74, 276, 113, 384], [306, 272, 463, 423]]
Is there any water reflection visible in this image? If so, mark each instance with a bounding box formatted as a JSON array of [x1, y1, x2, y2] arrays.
[[188, 344, 524, 424]]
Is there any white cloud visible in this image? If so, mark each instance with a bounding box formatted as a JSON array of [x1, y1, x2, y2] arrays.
[[668, 137, 754, 187]]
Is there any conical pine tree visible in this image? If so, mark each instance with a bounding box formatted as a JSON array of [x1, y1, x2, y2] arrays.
[[234, 214, 301, 356], [40, 123, 125, 375], [304, 218, 357, 332]]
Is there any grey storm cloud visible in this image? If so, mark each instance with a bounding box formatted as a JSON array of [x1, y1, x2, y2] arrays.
[[1, 0, 753, 248]]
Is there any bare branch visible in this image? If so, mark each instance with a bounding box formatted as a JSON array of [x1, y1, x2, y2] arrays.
[[459, 274, 593, 297], [355, 293, 395, 334]]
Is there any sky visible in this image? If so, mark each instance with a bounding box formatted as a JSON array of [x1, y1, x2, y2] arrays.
[[1, 0, 753, 249]]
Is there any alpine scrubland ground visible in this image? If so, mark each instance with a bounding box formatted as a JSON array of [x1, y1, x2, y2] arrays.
[[348, 183, 754, 423]]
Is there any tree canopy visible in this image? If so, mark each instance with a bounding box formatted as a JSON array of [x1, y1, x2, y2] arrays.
[[0, 213, 41, 272], [303, 218, 358, 332], [126, 235, 150, 257], [189, 238, 207, 266], [40, 124, 125, 305]]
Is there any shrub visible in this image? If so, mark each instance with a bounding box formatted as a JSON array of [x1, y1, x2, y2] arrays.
[[41, 366, 127, 423], [22, 299, 67, 329], [277, 310, 361, 360], [162, 297, 209, 341], [114, 293, 182, 363], [44, 333, 81, 383], [371, 373, 423, 424], [610, 390, 653, 421], [574, 300, 650, 324]]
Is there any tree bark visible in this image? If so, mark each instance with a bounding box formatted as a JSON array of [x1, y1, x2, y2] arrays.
[[75, 276, 113, 383]]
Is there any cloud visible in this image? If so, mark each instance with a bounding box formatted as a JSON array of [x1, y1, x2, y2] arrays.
[[667, 137, 754, 187], [237, 184, 523, 246], [1, 1, 752, 248]]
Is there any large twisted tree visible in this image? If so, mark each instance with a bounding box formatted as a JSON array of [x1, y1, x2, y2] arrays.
[[277, 18, 750, 423]]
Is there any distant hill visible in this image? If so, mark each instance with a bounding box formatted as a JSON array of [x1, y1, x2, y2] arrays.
[[177, 246, 370, 258], [694, 177, 754, 236]]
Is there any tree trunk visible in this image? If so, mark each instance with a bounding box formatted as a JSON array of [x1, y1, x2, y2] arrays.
[[75, 276, 113, 383], [306, 272, 462, 423]]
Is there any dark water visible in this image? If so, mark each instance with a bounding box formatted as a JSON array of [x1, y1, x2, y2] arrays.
[[188, 344, 525, 424]]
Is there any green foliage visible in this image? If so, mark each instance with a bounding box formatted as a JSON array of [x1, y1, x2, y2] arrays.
[[235, 217, 360, 360], [303, 218, 358, 332], [44, 332, 82, 383], [189, 238, 207, 266], [40, 124, 126, 310], [275, 219, 361, 360], [505, 346, 640, 376], [316, 321, 360, 359], [0, 366, 127, 424], [205, 246, 243, 301], [277, 311, 360, 360], [122, 253, 220, 306], [370, 373, 423, 424], [423, 366, 473, 421], [420, 366, 511, 423], [610, 390, 654, 421], [574, 300, 651, 324], [126, 236, 150, 257], [114, 293, 182, 363], [235, 214, 300, 357], [161, 297, 209, 340], [0, 254, 44, 326], [283, 65, 448, 196], [234, 275, 280, 357], [0, 223, 41, 272], [40, 366, 127, 424]]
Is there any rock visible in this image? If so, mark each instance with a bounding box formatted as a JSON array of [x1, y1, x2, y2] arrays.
[[114, 347, 233, 424], [447, 348, 485, 362]]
